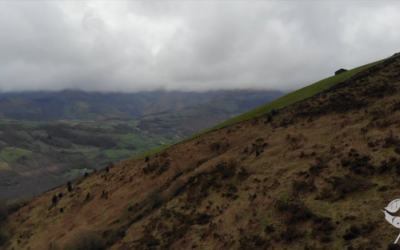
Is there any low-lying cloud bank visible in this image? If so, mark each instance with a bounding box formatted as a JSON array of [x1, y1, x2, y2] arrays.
[[0, 1, 399, 92]]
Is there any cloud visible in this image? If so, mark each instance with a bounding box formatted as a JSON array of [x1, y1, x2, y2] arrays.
[[0, 1, 399, 92]]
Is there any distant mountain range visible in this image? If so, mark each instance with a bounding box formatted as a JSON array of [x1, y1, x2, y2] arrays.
[[0, 89, 285, 122]]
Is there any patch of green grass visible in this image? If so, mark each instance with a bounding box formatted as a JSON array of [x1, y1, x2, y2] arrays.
[[103, 149, 121, 159], [0, 147, 33, 163], [65, 168, 94, 177], [33, 141, 50, 151], [15, 131, 32, 140], [20, 121, 42, 127]]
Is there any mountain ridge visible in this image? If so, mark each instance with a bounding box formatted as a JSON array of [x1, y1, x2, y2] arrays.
[[0, 89, 284, 121]]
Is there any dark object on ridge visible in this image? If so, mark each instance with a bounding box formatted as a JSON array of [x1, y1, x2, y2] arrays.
[[265, 114, 272, 123], [84, 172, 89, 178], [335, 68, 348, 75], [67, 181, 72, 192], [52, 194, 58, 205]]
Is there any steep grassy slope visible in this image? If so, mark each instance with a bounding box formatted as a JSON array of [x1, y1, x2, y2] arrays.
[[2, 55, 400, 250], [133, 57, 389, 160], [188, 58, 387, 139]]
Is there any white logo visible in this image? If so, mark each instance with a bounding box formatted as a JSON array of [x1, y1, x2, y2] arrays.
[[382, 199, 400, 244]]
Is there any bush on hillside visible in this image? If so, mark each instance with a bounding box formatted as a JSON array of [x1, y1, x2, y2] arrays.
[[342, 225, 361, 241], [63, 231, 105, 250]]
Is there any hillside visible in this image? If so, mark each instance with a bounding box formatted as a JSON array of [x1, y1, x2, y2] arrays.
[[0, 90, 283, 200], [2, 55, 400, 249]]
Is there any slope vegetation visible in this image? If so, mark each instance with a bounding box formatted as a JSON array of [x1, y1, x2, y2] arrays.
[[2, 55, 400, 249]]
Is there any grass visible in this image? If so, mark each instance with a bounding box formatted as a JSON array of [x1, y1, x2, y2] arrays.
[[0, 162, 11, 170], [0, 147, 33, 163], [65, 168, 94, 177], [103, 149, 122, 159], [132, 58, 385, 159], [15, 131, 32, 140]]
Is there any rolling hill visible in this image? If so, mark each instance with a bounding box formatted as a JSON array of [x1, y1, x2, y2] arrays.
[[2, 53, 400, 249], [0, 90, 283, 199], [0, 89, 283, 200]]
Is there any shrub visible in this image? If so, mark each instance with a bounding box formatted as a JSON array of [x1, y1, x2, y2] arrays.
[[239, 235, 270, 249], [276, 200, 316, 223], [342, 225, 361, 241], [315, 187, 333, 200], [378, 185, 389, 192], [237, 167, 250, 181], [309, 164, 327, 176], [63, 231, 105, 250], [52, 194, 58, 205], [209, 142, 220, 151], [292, 179, 316, 195], [138, 234, 160, 247], [265, 114, 272, 123], [213, 160, 237, 179], [264, 224, 275, 234], [280, 228, 304, 243]]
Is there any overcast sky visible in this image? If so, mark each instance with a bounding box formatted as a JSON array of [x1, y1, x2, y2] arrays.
[[0, 1, 399, 92]]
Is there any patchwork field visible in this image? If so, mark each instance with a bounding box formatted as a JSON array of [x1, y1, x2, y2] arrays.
[[0, 119, 175, 199]]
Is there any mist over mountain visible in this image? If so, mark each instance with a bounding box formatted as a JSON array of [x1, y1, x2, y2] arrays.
[[0, 89, 284, 121]]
